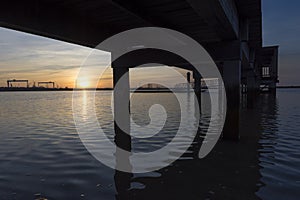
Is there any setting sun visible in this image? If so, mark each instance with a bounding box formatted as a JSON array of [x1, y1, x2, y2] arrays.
[[78, 81, 90, 88]]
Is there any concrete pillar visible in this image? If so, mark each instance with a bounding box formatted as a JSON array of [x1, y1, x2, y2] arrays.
[[222, 60, 241, 140], [218, 78, 225, 116], [113, 67, 131, 152], [269, 81, 277, 94], [114, 170, 132, 199], [187, 72, 191, 92], [193, 70, 202, 113], [246, 70, 257, 108]]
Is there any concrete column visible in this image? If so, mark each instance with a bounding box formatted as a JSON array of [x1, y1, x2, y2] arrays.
[[246, 70, 257, 108], [113, 67, 131, 152], [193, 70, 202, 113], [114, 170, 132, 199], [218, 78, 225, 116], [222, 60, 241, 140], [187, 72, 191, 92], [269, 81, 277, 94]]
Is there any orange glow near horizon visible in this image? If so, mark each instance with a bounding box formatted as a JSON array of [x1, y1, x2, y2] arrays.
[[0, 27, 190, 89], [78, 81, 90, 89]]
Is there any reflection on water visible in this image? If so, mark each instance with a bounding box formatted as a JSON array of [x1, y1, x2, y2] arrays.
[[0, 90, 299, 199], [257, 90, 300, 200]]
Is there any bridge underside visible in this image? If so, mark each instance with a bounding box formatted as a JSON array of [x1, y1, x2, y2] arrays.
[[0, 0, 278, 140]]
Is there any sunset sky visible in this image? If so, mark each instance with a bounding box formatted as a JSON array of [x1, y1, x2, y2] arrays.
[[0, 27, 188, 88], [0, 0, 299, 88]]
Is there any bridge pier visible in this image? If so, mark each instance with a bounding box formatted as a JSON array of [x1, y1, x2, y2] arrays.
[[187, 72, 191, 93], [193, 70, 202, 114], [269, 82, 277, 94], [246, 70, 258, 108], [112, 67, 132, 152], [222, 60, 241, 140]]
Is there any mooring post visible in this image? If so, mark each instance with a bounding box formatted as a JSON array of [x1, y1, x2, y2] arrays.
[[222, 60, 241, 140]]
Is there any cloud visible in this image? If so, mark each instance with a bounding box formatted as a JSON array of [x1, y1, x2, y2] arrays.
[[0, 65, 79, 74], [0, 27, 112, 87], [1, 1, 300, 87]]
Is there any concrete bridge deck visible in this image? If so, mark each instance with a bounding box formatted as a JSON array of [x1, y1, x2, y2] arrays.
[[0, 0, 279, 140]]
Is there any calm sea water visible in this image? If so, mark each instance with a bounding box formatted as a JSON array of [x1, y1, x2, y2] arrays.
[[0, 89, 299, 200]]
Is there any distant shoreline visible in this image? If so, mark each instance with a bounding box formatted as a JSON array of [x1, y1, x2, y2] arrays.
[[277, 86, 300, 89], [0, 87, 175, 92], [0, 87, 205, 93], [0, 86, 299, 92], [0, 87, 111, 92]]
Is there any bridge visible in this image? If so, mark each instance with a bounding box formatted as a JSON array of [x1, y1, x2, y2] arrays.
[[0, 0, 278, 140]]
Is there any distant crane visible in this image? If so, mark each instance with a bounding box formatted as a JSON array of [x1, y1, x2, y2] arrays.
[[38, 81, 55, 88], [7, 79, 29, 88]]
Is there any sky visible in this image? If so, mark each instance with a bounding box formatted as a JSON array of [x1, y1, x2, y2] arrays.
[[0, 0, 299, 88], [262, 0, 300, 85], [0, 28, 188, 88]]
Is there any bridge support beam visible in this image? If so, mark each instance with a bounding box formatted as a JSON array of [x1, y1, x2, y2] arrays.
[[222, 60, 241, 140]]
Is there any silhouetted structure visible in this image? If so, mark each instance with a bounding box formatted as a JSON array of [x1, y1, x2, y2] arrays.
[[187, 72, 191, 92], [259, 46, 279, 93], [38, 81, 55, 88], [7, 79, 29, 88], [0, 0, 279, 140]]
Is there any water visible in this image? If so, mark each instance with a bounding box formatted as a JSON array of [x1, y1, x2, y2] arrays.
[[0, 89, 299, 199]]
